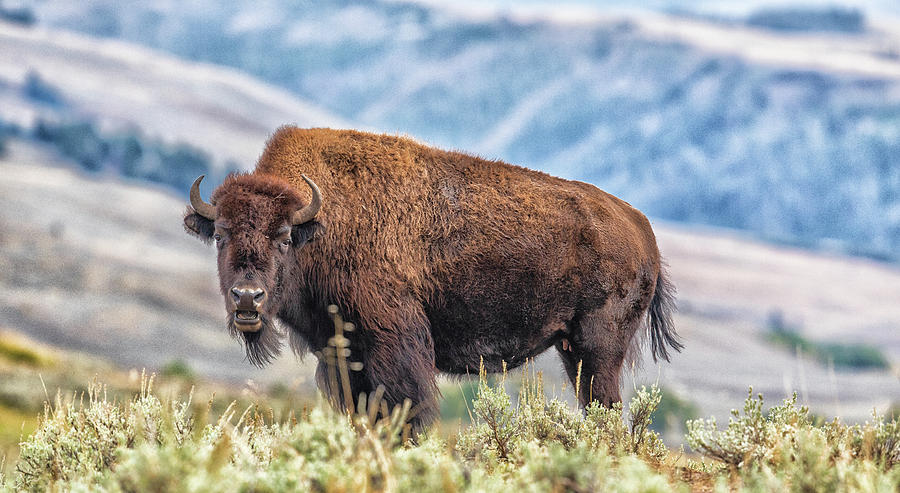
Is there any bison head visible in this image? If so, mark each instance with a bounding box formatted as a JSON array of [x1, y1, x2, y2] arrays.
[[183, 173, 322, 366]]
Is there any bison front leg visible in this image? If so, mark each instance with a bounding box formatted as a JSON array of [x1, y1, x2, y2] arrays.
[[315, 355, 371, 415], [361, 324, 440, 432], [313, 332, 439, 431], [314, 303, 439, 432]]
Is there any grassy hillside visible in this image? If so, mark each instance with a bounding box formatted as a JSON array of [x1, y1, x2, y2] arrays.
[[0, 309, 897, 491]]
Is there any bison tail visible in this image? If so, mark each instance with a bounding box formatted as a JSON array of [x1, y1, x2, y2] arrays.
[[648, 265, 682, 362]]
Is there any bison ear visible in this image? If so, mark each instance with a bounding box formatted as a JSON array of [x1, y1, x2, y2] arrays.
[[184, 208, 215, 243], [291, 221, 322, 247]]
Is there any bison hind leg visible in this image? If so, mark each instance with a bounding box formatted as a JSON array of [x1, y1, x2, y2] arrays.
[[557, 302, 644, 408]]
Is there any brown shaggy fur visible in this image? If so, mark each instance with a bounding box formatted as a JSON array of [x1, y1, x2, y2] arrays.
[[184, 127, 681, 429]]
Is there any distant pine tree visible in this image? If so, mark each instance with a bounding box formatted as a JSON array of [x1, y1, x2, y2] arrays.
[[0, 0, 35, 26], [23, 71, 64, 106]]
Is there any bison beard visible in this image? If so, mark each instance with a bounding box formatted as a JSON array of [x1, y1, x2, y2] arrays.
[[231, 263, 290, 367], [229, 314, 283, 367], [184, 127, 683, 432]]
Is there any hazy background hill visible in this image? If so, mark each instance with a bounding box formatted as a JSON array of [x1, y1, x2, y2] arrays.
[[0, 18, 347, 175], [0, 0, 898, 436], [14, 0, 900, 260]]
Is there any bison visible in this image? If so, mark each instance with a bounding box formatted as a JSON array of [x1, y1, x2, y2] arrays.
[[184, 127, 681, 428]]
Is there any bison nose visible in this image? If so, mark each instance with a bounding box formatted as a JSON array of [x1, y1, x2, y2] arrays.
[[231, 285, 266, 309]]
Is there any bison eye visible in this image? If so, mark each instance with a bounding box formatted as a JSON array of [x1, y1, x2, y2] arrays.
[[213, 233, 222, 242]]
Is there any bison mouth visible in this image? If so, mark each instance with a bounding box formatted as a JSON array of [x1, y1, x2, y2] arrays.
[[232, 309, 262, 331]]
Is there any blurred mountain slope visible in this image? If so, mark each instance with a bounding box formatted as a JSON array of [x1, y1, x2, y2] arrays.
[[0, 20, 348, 168], [16, 0, 900, 260], [649, 225, 900, 422]]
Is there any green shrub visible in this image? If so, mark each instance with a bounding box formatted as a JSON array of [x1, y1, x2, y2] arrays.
[[686, 388, 811, 467], [2, 376, 899, 492], [456, 361, 668, 467], [13, 376, 174, 491], [650, 386, 699, 435], [510, 442, 675, 493], [687, 387, 900, 492], [767, 326, 889, 370], [160, 360, 195, 381], [818, 342, 890, 370]]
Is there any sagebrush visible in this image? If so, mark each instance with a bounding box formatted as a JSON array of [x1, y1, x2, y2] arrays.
[[1, 369, 897, 492]]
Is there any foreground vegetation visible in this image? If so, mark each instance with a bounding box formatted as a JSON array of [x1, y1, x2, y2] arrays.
[[0, 329, 308, 480], [1, 314, 897, 492], [0, 366, 896, 492]]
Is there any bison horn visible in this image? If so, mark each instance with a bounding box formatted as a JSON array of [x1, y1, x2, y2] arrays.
[[189, 175, 217, 220], [291, 174, 323, 225]]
